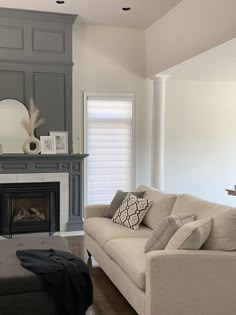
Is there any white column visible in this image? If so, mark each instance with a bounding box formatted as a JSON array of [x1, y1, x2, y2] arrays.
[[151, 75, 168, 190]]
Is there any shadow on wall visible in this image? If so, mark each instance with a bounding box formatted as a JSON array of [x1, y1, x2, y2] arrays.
[[74, 23, 146, 78]]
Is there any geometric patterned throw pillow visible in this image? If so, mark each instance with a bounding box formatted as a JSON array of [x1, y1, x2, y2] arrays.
[[112, 193, 152, 230]]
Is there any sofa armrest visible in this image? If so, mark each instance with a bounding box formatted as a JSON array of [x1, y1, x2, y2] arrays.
[[84, 204, 109, 219], [145, 250, 236, 315]]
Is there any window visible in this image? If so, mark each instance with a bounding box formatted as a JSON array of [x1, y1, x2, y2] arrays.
[[84, 93, 134, 204]]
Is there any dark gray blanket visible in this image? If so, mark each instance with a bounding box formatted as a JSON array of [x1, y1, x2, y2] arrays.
[[16, 249, 93, 315]]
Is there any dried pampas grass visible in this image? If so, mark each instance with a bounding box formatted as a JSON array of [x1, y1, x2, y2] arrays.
[[22, 98, 45, 136]]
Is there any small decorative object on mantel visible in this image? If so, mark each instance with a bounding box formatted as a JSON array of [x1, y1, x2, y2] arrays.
[[50, 131, 68, 154], [40, 136, 56, 154], [72, 136, 80, 154], [21, 98, 45, 155], [0, 144, 3, 154]]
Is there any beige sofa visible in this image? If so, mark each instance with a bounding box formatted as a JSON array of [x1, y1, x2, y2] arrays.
[[84, 185, 236, 315]]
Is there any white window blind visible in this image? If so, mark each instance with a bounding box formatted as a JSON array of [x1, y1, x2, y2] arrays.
[[85, 95, 133, 204]]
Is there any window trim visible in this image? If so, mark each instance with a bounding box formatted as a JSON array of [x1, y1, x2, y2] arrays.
[[83, 92, 136, 205]]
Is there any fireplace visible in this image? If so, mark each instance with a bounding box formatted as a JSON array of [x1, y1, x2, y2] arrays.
[[0, 182, 59, 238]]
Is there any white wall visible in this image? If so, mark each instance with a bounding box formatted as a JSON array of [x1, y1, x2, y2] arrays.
[[146, 0, 236, 77], [72, 23, 152, 187], [165, 79, 236, 206]]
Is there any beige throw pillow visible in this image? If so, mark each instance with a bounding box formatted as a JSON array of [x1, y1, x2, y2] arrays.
[[144, 213, 195, 253], [165, 218, 212, 250], [112, 193, 152, 230]]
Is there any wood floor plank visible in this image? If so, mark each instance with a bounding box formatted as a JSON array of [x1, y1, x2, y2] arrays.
[[64, 236, 137, 315]]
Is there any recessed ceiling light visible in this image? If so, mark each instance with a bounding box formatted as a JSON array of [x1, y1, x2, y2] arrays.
[[56, 0, 65, 4], [122, 7, 131, 11]]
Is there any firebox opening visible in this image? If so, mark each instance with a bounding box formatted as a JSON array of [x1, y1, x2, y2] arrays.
[[0, 182, 60, 238], [12, 196, 49, 223]]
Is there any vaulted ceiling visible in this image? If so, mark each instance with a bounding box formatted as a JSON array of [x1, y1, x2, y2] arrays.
[[160, 39, 236, 81], [0, 0, 183, 28]]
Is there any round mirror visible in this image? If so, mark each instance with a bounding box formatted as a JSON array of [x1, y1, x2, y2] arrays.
[[0, 99, 29, 153]]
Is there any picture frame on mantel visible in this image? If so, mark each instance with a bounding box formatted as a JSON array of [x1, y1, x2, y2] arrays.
[[40, 136, 56, 154], [50, 131, 68, 154]]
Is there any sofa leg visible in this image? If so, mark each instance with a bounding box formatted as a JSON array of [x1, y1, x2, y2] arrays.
[[87, 250, 92, 258]]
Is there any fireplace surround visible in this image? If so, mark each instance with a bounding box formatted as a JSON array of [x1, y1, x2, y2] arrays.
[[0, 154, 88, 232]]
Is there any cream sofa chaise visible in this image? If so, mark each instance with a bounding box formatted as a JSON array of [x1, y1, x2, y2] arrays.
[[84, 185, 236, 315]]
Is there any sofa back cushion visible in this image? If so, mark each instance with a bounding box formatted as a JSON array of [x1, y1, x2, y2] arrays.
[[136, 185, 177, 230], [171, 194, 236, 250]]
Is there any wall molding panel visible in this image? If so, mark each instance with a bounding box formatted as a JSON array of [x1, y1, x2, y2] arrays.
[[0, 8, 77, 151], [0, 25, 24, 50], [32, 28, 65, 54]]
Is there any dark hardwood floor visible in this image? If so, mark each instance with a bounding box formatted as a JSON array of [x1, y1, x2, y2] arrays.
[[64, 236, 137, 315]]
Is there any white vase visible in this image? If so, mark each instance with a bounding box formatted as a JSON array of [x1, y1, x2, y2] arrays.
[[22, 135, 41, 155]]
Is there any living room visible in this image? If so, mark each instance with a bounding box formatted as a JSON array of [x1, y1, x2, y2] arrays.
[[0, 0, 236, 314]]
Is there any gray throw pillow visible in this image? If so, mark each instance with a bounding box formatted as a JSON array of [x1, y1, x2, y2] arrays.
[[107, 190, 145, 218]]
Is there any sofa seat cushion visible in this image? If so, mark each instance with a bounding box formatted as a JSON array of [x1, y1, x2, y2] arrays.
[[105, 238, 147, 291], [84, 217, 152, 249], [0, 236, 69, 296], [136, 185, 178, 230], [171, 194, 236, 250]]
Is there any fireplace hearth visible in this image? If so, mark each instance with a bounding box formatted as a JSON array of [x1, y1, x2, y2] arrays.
[[0, 182, 59, 238]]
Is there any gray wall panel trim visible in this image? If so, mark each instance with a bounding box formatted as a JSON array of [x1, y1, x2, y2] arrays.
[[0, 8, 77, 24], [61, 162, 70, 170], [1, 163, 28, 170], [67, 222, 83, 231], [71, 174, 80, 216], [0, 70, 26, 103], [32, 28, 65, 54], [0, 59, 74, 67], [65, 69, 73, 151], [0, 9, 75, 63], [32, 71, 68, 140], [0, 25, 24, 50], [34, 163, 60, 170], [32, 72, 66, 81]]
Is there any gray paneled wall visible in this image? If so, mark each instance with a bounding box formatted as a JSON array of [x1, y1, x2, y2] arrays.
[[0, 8, 77, 151]]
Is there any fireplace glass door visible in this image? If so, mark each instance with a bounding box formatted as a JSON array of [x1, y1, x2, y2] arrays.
[[0, 182, 59, 238]]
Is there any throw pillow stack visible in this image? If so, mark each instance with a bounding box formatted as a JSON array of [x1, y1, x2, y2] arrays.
[[145, 214, 212, 252], [144, 213, 195, 252], [165, 218, 212, 250]]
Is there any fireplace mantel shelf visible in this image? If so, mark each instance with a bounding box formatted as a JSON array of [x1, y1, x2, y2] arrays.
[[0, 153, 89, 231], [0, 153, 88, 173], [0, 153, 88, 159]]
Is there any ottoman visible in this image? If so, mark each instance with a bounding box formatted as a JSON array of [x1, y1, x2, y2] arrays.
[[0, 236, 70, 315]]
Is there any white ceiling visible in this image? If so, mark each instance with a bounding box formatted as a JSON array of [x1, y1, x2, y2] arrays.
[[0, 0, 182, 29], [160, 38, 236, 81]]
